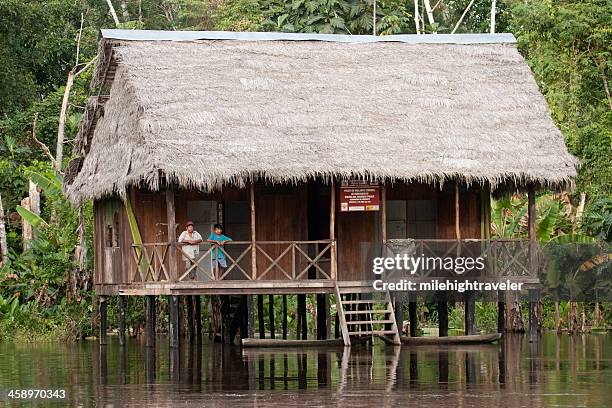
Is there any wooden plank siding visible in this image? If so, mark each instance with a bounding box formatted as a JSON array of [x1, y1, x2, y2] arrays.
[[93, 181, 485, 286], [255, 183, 308, 280]]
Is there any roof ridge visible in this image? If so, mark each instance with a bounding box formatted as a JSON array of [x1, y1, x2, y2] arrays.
[[100, 29, 516, 45]]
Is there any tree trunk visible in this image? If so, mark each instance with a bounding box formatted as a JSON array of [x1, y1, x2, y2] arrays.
[[555, 301, 562, 333], [0, 192, 8, 266], [105, 0, 120, 26], [490, 0, 496, 33], [21, 197, 32, 250], [120, 0, 130, 21], [594, 302, 602, 327], [55, 70, 75, 172], [567, 301, 577, 334]]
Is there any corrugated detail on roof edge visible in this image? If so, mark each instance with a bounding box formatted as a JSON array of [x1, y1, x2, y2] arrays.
[[100, 29, 516, 44]]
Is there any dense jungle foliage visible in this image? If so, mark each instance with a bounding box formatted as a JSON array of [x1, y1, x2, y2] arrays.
[[0, 0, 610, 341]]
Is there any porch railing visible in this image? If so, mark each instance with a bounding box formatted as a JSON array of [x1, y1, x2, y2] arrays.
[[130, 240, 333, 283], [382, 239, 539, 279]]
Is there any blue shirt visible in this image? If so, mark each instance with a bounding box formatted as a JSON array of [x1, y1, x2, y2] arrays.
[[208, 233, 232, 260]]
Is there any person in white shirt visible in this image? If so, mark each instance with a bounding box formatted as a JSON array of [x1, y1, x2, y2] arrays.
[[178, 221, 203, 280]]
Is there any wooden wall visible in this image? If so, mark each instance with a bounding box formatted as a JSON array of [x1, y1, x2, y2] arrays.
[[255, 183, 308, 280], [93, 181, 485, 285]]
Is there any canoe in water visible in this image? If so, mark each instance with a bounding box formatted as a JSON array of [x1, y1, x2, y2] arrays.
[[400, 333, 501, 345]]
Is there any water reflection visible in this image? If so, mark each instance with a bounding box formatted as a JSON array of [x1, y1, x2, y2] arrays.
[[0, 333, 609, 407]]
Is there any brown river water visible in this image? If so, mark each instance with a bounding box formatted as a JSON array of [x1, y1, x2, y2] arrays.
[[0, 333, 609, 407]]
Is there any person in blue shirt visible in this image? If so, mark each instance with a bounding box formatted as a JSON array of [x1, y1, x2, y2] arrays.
[[207, 223, 232, 272]]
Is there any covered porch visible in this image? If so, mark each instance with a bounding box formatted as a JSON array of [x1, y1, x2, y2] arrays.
[[94, 178, 541, 296]]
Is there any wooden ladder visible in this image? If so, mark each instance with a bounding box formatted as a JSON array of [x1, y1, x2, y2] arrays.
[[334, 284, 401, 346]]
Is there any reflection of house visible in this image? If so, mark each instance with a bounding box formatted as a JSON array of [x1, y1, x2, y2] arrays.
[[64, 30, 576, 344]]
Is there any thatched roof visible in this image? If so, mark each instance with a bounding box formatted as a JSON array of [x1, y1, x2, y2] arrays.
[[64, 30, 578, 204]]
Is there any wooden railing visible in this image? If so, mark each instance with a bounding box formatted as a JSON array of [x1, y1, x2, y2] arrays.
[[131, 240, 333, 283], [130, 243, 171, 282], [382, 239, 539, 279]]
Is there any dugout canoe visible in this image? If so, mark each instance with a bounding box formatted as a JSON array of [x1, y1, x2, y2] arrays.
[[241, 337, 370, 348], [400, 333, 501, 345]]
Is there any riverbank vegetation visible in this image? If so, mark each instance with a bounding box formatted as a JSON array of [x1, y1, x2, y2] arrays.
[[0, 0, 610, 341]]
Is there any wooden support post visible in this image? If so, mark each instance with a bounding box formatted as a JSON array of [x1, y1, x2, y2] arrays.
[[395, 296, 404, 336], [438, 295, 448, 337], [257, 295, 265, 339], [169, 295, 180, 349], [268, 294, 275, 339], [145, 343, 155, 383], [409, 299, 418, 337], [282, 295, 288, 339], [528, 187, 537, 276], [381, 183, 387, 243], [329, 180, 337, 280], [529, 289, 539, 342], [464, 292, 476, 335], [316, 294, 327, 340], [194, 295, 202, 345], [247, 295, 254, 338], [166, 188, 177, 281], [250, 182, 257, 279], [455, 180, 461, 240], [186, 295, 194, 342], [334, 310, 340, 339], [498, 291, 505, 334], [118, 295, 126, 346], [145, 295, 156, 348], [298, 294, 307, 340], [99, 296, 107, 346], [527, 187, 539, 342]]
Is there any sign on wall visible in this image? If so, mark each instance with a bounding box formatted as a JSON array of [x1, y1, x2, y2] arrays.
[[339, 180, 380, 212]]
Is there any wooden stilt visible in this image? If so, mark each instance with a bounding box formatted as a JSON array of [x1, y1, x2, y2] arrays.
[[529, 289, 539, 342], [409, 300, 417, 337], [282, 295, 288, 339], [118, 295, 126, 346], [316, 294, 327, 340], [527, 187, 539, 342], [438, 296, 448, 337], [464, 292, 476, 335], [186, 295, 194, 342], [194, 295, 202, 345], [99, 296, 107, 346], [169, 295, 180, 349], [497, 291, 505, 334], [268, 294, 275, 339], [257, 295, 265, 339], [145, 295, 156, 348], [145, 343, 155, 383], [394, 297, 404, 336], [334, 310, 340, 339], [247, 295, 254, 338], [298, 294, 307, 340]]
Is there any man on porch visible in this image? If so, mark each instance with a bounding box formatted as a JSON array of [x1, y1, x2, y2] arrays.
[[178, 221, 203, 280]]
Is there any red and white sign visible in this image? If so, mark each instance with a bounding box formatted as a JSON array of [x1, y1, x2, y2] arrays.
[[339, 180, 380, 212]]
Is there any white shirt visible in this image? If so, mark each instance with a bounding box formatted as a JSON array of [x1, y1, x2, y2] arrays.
[[178, 230, 203, 261]]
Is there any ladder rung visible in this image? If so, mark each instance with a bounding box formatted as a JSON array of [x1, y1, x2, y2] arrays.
[[346, 320, 393, 325], [348, 330, 398, 336], [342, 300, 385, 305], [344, 309, 391, 315]]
